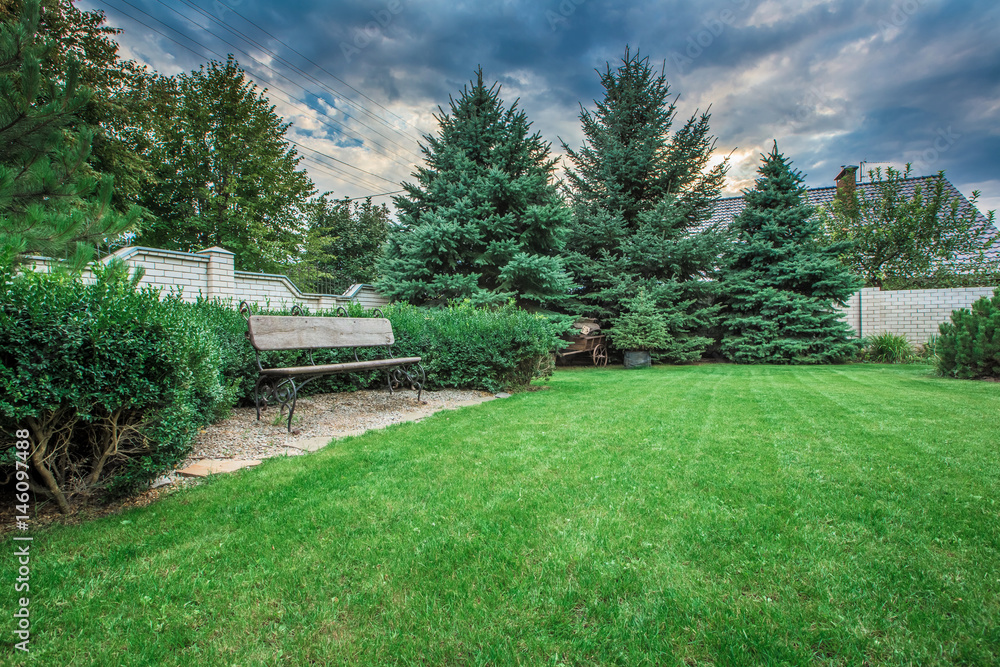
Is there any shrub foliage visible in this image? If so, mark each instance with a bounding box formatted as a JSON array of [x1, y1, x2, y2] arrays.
[[0, 264, 235, 512], [936, 288, 1000, 379]]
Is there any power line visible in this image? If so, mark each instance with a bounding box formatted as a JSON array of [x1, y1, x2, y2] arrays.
[[175, 0, 424, 149], [153, 0, 423, 163], [203, 0, 424, 136], [288, 139, 400, 187], [297, 155, 388, 192], [342, 189, 406, 201], [97, 0, 418, 174]]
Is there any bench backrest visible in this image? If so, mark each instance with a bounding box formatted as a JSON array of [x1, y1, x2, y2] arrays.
[[247, 316, 394, 351]]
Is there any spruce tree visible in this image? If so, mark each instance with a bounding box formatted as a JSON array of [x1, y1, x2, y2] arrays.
[[378, 68, 573, 308], [562, 47, 727, 361], [721, 144, 861, 364], [0, 0, 137, 271]]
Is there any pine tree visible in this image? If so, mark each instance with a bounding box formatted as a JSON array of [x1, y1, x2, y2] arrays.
[[0, 0, 137, 271], [561, 47, 727, 361], [721, 144, 861, 364], [136, 56, 314, 273], [378, 68, 573, 308]]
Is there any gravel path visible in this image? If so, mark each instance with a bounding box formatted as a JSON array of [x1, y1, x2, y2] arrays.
[[179, 387, 498, 468]]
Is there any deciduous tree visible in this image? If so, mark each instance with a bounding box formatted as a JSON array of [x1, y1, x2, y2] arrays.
[[136, 56, 314, 272], [818, 165, 998, 287]]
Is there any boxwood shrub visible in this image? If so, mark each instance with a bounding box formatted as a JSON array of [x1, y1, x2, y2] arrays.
[[0, 264, 236, 511], [1, 269, 566, 511], [212, 299, 567, 401]]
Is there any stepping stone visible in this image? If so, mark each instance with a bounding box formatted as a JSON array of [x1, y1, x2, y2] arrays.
[[494, 392, 512, 399], [286, 436, 332, 452], [176, 459, 262, 477]]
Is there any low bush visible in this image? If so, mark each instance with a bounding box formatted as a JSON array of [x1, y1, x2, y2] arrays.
[[385, 301, 566, 393], [864, 332, 915, 363], [0, 264, 236, 511], [936, 288, 1000, 379]]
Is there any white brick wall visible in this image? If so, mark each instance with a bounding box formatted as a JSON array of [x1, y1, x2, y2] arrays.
[[837, 285, 997, 345], [28, 245, 389, 311], [31, 246, 991, 337]]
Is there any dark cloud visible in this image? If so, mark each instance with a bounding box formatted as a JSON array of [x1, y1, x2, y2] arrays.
[[83, 0, 999, 213]]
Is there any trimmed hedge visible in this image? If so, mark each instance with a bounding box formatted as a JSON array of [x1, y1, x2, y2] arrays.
[[0, 264, 236, 511], [936, 288, 1000, 379]]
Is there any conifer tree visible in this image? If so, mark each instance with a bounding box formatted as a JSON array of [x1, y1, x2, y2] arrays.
[[561, 47, 727, 361], [378, 68, 573, 308], [721, 144, 861, 363], [0, 0, 137, 271]]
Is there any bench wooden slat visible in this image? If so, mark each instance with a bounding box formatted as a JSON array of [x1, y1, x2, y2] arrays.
[[248, 316, 394, 350], [260, 356, 421, 377]]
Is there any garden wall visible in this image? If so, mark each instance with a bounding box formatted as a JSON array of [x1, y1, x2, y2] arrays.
[[838, 285, 998, 345], [26, 245, 389, 311]]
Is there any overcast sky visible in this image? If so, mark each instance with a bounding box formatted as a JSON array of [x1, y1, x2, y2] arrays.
[[81, 0, 1000, 219]]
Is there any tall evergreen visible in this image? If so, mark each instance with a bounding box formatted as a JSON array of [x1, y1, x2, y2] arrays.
[[0, 0, 137, 271], [562, 47, 727, 361], [721, 144, 861, 363], [378, 68, 573, 308]]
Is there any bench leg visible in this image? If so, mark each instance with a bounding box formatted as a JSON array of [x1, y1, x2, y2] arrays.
[[269, 378, 299, 433], [254, 377, 268, 421], [387, 364, 425, 402]]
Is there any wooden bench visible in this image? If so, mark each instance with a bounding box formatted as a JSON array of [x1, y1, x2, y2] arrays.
[[240, 302, 424, 432]]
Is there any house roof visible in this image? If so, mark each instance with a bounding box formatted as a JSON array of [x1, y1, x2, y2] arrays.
[[705, 175, 1000, 264]]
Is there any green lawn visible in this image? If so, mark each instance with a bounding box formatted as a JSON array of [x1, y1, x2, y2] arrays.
[[4, 365, 1000, 665]]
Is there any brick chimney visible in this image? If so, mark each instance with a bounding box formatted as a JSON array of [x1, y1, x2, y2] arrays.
[[835, 165, 858, 198]]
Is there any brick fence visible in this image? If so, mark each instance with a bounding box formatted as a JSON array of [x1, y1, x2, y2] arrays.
[[838, 285, 998, 345], [28, 245, 389, 311]]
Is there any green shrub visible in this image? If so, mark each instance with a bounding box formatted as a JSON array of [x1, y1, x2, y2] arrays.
[[385, 301, 566, 393], [864, 332, 915, 363], [0, 264, 235, 510], [936, 288, 1000, 379]]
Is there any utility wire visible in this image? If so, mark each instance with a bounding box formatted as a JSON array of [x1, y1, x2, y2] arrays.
[[288, 139, 400, 187], [203, 0, 424, 135], [174, 0, 424, 149], [98, 0, 418, 173], [154, 0, 423, 162]]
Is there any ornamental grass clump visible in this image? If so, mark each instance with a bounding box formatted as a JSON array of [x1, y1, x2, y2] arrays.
[[865, 332, 915, 363]]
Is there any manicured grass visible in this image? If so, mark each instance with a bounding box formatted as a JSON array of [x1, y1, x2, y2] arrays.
[[4, 365, 1000, 665]]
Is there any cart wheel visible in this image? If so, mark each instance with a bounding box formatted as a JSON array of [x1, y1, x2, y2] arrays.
[[592, 344, 608, 367]]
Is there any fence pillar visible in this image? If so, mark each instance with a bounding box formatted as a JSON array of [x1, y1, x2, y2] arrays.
[[197, 246, 236, 301]]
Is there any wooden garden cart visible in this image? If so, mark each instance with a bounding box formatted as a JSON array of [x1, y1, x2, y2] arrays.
[[555, 319, 609, 367]]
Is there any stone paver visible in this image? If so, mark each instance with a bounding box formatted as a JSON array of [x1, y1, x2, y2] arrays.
[[176, 459, 262, 477]]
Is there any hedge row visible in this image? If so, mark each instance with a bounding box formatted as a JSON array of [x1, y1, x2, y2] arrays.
[[1, 266, 565, 510]]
